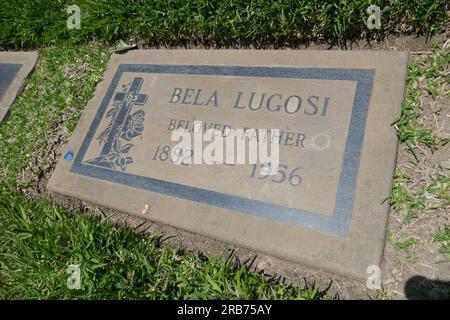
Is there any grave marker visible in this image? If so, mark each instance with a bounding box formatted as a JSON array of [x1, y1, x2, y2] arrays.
[[0, 52, 38, 123], [48, 50, 408, 279]]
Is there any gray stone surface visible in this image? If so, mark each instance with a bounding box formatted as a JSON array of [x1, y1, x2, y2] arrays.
[[0, 52, 38, 123], [48, 50, 408, 279]]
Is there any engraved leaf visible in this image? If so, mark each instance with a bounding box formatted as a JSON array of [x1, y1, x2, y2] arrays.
[[97, 127, 110, 143], [116, 156, 134, 172], [124, 157, 133, 165], [120, 143, 134, 154], [106, 106, 119, 118], [112, 137, 121, 153]]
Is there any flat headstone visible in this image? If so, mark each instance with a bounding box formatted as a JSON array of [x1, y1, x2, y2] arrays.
[[48, 50, 408, 279], [0, 52, 38, 123]]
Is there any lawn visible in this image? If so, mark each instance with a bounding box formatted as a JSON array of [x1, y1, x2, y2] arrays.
[[0, 1, 449, 299], [0, 185, 324, 299], [0, 0, 448, 48]]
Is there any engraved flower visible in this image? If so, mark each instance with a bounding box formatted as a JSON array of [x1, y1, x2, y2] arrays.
[[121, 110, 145, 141], [114, 156, 134, 171]]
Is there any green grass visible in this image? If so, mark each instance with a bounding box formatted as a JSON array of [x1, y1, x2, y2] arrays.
[[393, 236, 418, 262], [390, 171, 425, 224], [390, 166, 450, 224], [0, 43, 110, 187], [431, 226, 450, 262], [422, 170, 450, 206], [0, 0, 448, 48], [392, 43, 450, 161], [390, 42, 449, 222], [0, 187, 325, 299]]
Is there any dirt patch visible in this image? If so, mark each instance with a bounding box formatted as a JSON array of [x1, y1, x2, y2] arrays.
[[382, 49, 450, 299]]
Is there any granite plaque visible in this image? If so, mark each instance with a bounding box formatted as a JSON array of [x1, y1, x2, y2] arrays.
[[0, 52, 38, 122], [48, 50, 408, 279]]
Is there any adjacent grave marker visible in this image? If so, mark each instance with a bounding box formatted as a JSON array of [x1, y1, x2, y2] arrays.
[[48, 50, 408, 279], [0, 52, 38, 123]]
